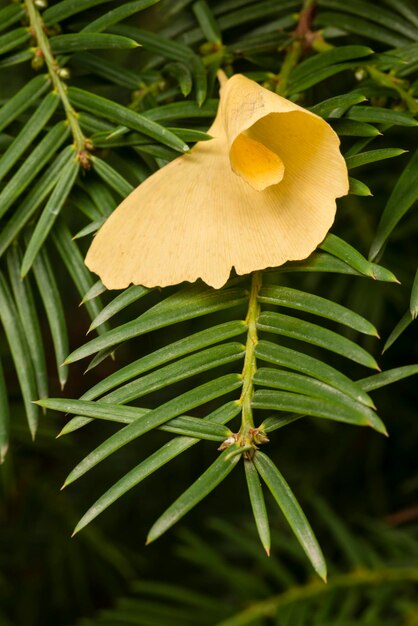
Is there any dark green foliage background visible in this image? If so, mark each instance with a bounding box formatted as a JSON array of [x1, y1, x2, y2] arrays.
[[0, 0, 417, 624]]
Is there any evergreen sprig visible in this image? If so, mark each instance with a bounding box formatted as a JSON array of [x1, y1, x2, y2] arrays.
[[0, 0, 417, 576]]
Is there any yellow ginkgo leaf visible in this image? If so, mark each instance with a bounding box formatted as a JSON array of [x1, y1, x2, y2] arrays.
[[86, 73, 349, 290]]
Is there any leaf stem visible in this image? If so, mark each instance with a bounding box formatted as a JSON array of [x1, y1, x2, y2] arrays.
[[217, 566, 418, 626], [276, 42, 302, 96], [25, 0, 90, 166], [367, 66, 418, 114], [239, 271, 262, 435], [276, 0, 317, 96]]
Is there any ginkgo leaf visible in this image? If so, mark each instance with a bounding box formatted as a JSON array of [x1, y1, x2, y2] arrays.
[[86, 73, 348, 289]]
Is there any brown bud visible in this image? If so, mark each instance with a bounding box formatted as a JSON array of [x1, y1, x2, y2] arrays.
[[77, 150, 91, 170], [218, 434, 238, 451], [249, 428, 269, 446]]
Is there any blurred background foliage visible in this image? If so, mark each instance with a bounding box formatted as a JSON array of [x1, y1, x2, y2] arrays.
[[0, 0, 417, 624]]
